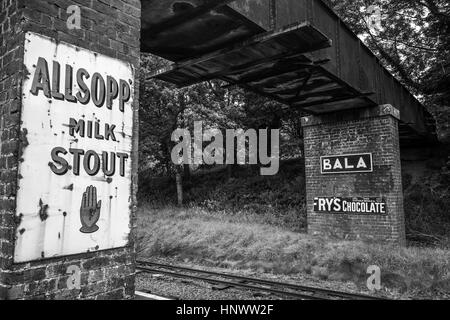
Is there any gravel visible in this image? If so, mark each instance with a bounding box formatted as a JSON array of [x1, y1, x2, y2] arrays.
[[135, 258, 394, 300], [136, 273, 286, 300]]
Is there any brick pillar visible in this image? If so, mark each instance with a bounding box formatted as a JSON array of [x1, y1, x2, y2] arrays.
[[0, 0, 140, 299], [301, 105, 406, 245]]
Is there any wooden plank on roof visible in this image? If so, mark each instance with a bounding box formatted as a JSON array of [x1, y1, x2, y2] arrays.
[[141, 0, 265, 61], [150, 22, 332, 83], [149, 21, 381, 112]]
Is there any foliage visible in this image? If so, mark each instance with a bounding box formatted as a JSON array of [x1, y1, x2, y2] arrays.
[[326, 0, 450, 141], [139, 159, 307, 232], [139, 55, 228, 176], [403, 158, 450, 244], [139, 53, 306, 179]]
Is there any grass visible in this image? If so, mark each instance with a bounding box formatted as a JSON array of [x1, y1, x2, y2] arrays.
[[137, 204, 450, 297], [139, 160, 308, 232], [139, 158, 450, 245], [137, 158, 450, 297]]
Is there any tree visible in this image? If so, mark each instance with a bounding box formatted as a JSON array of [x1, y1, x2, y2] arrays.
[[139, 54, 248, 202], [327, 0, 450, 142]]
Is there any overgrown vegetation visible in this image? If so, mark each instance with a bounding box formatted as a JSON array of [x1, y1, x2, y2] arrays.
[[403, 157, 450, 246], [139, 159, 307, 232], [137, 205, 450, 297], [139, 158, 450, 246]]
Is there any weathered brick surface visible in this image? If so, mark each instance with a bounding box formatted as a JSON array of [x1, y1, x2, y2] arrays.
[[0, 0, 140, 299], [302, 105, 406, 245]]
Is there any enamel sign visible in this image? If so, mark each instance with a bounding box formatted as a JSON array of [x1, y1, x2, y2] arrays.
[[14, 32, 134, 262], [313, 197, 387, 215], [320, 153, 373, 174]]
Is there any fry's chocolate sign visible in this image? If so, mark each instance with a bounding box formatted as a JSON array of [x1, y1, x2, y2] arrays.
[[14, 32, 134, 263], [313, 197, 387, 215]]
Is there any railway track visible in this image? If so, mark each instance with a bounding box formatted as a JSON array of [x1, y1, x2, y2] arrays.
[[136, 260, 385, 300]]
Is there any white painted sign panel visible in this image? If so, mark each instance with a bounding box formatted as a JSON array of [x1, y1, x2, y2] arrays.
[[14, 32, 134, 262]]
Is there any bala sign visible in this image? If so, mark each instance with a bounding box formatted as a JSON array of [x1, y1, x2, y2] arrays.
[[14, 32, 134, 262], [321, 153, 373, 174]]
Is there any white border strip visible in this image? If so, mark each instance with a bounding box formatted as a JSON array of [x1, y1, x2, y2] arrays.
[[135, 291, 173, 300]]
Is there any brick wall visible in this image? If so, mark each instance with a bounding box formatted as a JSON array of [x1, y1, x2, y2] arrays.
[[302, 105, 406, 245], [0, 0, 140, 299]]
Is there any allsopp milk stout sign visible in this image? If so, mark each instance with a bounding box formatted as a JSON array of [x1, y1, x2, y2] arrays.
[[14, 32, 134, 262]]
